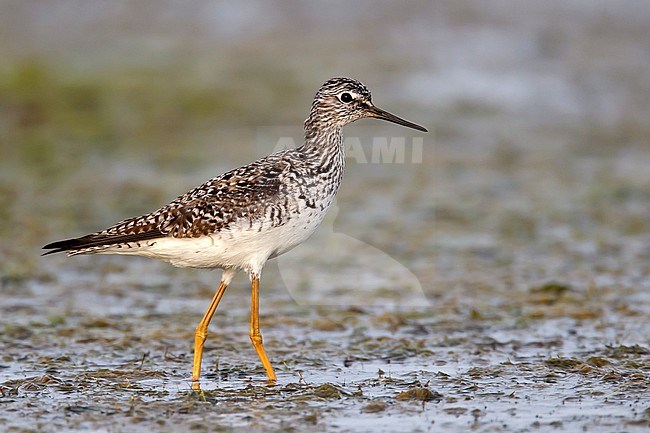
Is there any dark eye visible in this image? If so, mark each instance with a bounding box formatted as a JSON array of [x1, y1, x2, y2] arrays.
[[340, 92, 353, 103]]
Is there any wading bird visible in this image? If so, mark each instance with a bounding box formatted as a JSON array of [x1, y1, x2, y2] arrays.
[[43, 77, 427, 386]]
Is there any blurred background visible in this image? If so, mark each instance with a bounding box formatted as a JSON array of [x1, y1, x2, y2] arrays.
[[1, 2, 649, 431], [1, 0, 648, 299]]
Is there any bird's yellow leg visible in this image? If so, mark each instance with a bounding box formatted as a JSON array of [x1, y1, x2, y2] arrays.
[[249, 274, 277, 381], [192, 280, 228, 388]]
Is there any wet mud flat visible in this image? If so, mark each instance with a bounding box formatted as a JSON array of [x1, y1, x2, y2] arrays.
[[2, 99, 650, 433], [2, 98, 650, 432], [1, 250, 649, 432]]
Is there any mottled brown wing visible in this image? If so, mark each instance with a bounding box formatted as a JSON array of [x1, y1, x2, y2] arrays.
[[42, 156, 287, 255]]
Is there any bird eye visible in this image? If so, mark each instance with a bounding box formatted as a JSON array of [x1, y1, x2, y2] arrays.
[[339, 92, 353, 103]]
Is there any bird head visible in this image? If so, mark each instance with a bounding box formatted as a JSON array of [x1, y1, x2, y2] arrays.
[[307, 77, 427, 132]]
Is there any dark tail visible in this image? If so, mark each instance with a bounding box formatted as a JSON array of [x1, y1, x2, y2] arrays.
[[42, 235, 97, 256], [42, 229, 164, 256]]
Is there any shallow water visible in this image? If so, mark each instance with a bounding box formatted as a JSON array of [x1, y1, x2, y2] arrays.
[[2, 1, 650, 432], [2, 253, 648, 432]]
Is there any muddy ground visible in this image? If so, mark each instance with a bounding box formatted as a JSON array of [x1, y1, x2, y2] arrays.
[[1, 1, 649, 432]]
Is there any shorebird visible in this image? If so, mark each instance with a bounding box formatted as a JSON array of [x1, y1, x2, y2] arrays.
[[43, 77, 427, 386]]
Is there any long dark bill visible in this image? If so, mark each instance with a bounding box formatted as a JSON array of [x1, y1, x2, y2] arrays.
[[368, 105, 428, 133]]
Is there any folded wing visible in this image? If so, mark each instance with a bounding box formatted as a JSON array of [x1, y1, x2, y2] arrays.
[[42, 156, 288, 255]]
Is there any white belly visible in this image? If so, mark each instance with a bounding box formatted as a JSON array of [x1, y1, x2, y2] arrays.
[[97, 205, 329, 274]]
